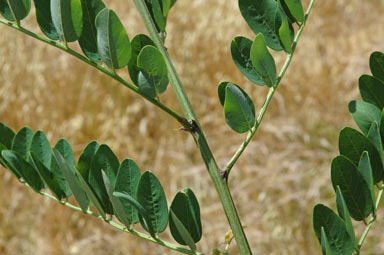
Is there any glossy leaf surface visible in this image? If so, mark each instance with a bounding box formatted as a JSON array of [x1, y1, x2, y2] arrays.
[[230, 36, 265, 85], [282, 0, 304, 22], [51, 0, 83, 43], [33, 0, 59, 40], [0, 0, 30, 22], [96, 8, 131, 69], [250, 33, 277, 87]]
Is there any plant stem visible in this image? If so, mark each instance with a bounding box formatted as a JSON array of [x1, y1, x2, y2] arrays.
[[36, 189, 202, 255], [0, 18, 189, 128], [223, 0, 315, 176], [354, 184, 384, 254], [133, 0, 252, 253]]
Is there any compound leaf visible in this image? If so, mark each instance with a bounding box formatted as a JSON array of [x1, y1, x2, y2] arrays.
[[250, 33, 277, 87], [78, 0, 106, 62], [339, 127, 384, 183], [331, 155, 373, 220], [51, 0, 83, 43], [33, 0, 59, 40], [313, 204, 354, 255], [96, 8, 131, 70], [137, 171, 168, 234], [348, 100, 381, 135], [230, 36, 265, 85]]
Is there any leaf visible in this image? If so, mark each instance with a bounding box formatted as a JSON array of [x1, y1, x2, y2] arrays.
[[53, 149, 89, 212], [170, 210, 197, 251], [358, 74, 384, 109], [137, 171, 168, 234], [1, 150, 44, 191], [331, 155, 373, 220], [77, 140, 99, 180], [335, 186, 357, 249], [76, 167, 106, 218], [78, 0, 106, 62], [367, 121, 383, 155], [230, 36, 265, 85], [250, 33, 277, 87], [114, 158, 141, 224], [278, 2, 293, 53], [33, 0, 60, 40], [348, 100, 381, 135], [96, 8, 131, 70], [0, 122, 15, 149], [102, 170, 131, 227], [30, 151, 70, 200], [11, 126, 34, 161], [88, 144, 120, 214], [169, 188, 202, 246], [238, 0, 283, 51], [150, 0, 165, 32], [339, 127, 384, 183], [281, 0, 304, 22], [218, 82, 255, 133], [113, 191, 155, 236], [137, 45, 169, 97], [0, 0, 30, 22], [320, 227, 331, 255], [128, 34, 155, 85], [30, 130, 52, 169], [313, 204, 354, 255], [370, 51, 384, 82], [51, 0, 83, 43], [357, 151, 375, 208]]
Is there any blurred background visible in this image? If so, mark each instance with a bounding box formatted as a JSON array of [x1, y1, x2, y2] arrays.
[[1, 0, 384, 254]]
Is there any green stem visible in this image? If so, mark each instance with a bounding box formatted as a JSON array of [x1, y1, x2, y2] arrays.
[[133, 0, 252, 253], [36, 189, 202, 255], [355, 184, 384, 254], [223, 0, 315, 176], [0, 18, 189, 128]]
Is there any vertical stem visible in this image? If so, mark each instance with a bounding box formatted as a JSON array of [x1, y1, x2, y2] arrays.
[[132, 0, 252, 253]]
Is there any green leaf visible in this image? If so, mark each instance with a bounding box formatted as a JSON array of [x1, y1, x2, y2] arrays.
[[250, 33, 277, 87], [357, 152, 375, 208], [30, 130, 52, 169], [51, 0, 83, 43], [150, 0, 165, 32], [95, 8, 131, 70], [348, 100, 381, 135], [358, 74, 384, 109], [1, 150, 44, 191], [313, 204, 354, 255], [169, 188, 202, 246], [281, 0, 304, 22], [30, 151, 70, 200], [77, 140, 99, 180], [0, 0, 30, 22], [76, 166, 106, 218], [53, 148, 89, 212], [0, 122, 15, 149], [339, 127, 384, 183], [113, 191, 155, 236], [114, 158, 141, 224], [137, 171, 168, 234], [278, 2, 293, 53], [78, 0, 106, 62], [335, 186, 357, 249], [33, 0, 60, 40], [367, 121, 383, 155], [320, 227, 331, 255], [238, 0, 283, 51], [230, 36, 265, 85], [218, 82, 255, 133], [370, 51, 384, 82], [331, 155, 373, 220], [128, 34, 155, 85], [170, 210, 197, 251], [137, 45, 169, 97], [162, 0, 171, 18], [88, 144, 120, 214], [102, 170, 131, 227], [11, 126, 34, 161]]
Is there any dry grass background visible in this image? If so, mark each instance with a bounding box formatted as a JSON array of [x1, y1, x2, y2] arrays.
[[0, 0, 384, 254]]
